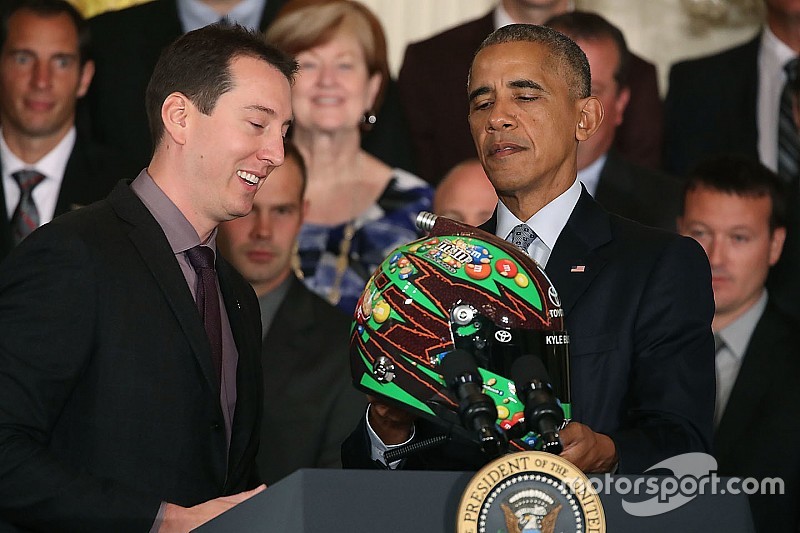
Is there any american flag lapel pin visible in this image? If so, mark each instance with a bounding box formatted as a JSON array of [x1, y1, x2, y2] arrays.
[[570, 265, 586, 273]]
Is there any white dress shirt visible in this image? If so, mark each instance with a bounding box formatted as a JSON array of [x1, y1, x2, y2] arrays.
[[577, 153, 607, 198], [1, 127, 74, 224], [757, 26, 797, 172], [495, 177, 582, 268]]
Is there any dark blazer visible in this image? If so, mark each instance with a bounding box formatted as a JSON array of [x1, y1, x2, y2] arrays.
[[714, 301, 800, 532], [343, 189, 715, 474], [0, 130, 133, 262], [663, 35, 800, 321], [594, 150, 682, 231], [85, 0, 288, 169], [663, 36, 760, 177], [258, 276, 366, 485], [397, 10, 665, 185], [0, 181, 263, 531]]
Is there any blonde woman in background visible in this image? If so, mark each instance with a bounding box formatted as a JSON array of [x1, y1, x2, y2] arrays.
[[266, 0, 432, 314]]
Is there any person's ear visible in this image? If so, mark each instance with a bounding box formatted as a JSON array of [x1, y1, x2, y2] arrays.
[[576, 96, 603, 141], [769, 226, 787, 266], [161, 92, 190, 145], [613, 86, 631, 127], [76, 60, 95, 98]]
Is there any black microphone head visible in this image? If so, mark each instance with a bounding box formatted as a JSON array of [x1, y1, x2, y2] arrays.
[[510, 355, 551, 388], [440, 349, 481, 386]]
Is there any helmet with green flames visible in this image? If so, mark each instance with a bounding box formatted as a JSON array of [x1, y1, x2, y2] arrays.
[[350, 214, 570, 452]]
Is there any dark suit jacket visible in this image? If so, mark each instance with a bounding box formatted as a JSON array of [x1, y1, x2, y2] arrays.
[[594, 150, 682, 231], [714, 301, 800, 532], [343, 189, 715, 474], [258, 276, 366, 485], [663, 36, 760, 177], [0, 130, 133, 262], [397, 11, 664, 185], [85, 0, 288, 169], [0, 181, 263, 531], [665, 34, 800, 321]]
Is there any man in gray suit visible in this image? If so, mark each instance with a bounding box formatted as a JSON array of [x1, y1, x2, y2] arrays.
[[218, 142, 365, 485], [678, 154, 800, 532]]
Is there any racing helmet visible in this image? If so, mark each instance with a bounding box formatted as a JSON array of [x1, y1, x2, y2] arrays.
[[350, 213, 571, 452]]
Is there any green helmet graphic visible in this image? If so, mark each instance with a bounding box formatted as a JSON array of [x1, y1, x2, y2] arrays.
[[350, 213, 570, 453]]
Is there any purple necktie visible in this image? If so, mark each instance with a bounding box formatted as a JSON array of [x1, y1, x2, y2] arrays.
[[186, 245, 222, 386], [11, 169, 46, 245]]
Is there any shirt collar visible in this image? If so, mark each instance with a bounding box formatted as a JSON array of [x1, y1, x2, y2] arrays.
[[716, 289, 768, 362], [496, 177, 581, 254], [0, 126, 75, 187], [176, 0, 266, 32], [577, 152, 607, 197], [760, 26, 796, 76], [130, 170, 215, 254]]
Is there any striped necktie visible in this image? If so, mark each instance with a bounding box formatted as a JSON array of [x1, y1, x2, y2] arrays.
[[11, 169, 46, 245], [778, 56, 800, 188]]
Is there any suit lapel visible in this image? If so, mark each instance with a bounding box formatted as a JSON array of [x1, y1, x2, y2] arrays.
[[479, 191, 612, 314], [0, 152, 11, 258], [54, 135, 92, 216], [544, 191, 612, 315], [108, 182, 219, 395], [217, 257, 261, 480], [715, 303, 781, 450]]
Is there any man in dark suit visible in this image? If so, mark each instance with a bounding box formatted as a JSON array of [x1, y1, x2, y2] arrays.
[[85, 0, 288, 169], [678, 154, 800, 532], [0, 0, 132, 262], [546, 11, 682, 231], [665, 0, 800, 319], [0, 24, 296, 532], [344, 24, 715, 475], [397, 0, 665, 185], [663, 0, 800, 177], [218, 142, 365, 485]]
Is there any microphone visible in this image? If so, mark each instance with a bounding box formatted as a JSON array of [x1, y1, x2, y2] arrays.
[[511, 355, 565, 454], [440, 349, 506, 458]]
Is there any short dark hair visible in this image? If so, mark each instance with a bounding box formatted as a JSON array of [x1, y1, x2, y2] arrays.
[[683, 154, 788, 232], [145, 23, 298, 150], [473, 23, 590, 100], [1, 0, 90, 66], [544, 10, 631, 90]]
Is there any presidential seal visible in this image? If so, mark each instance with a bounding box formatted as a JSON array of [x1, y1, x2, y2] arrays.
[[456, 451, 606, 533]]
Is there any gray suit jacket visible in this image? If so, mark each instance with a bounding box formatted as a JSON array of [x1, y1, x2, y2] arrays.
[[258, 276, 366, 484]]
